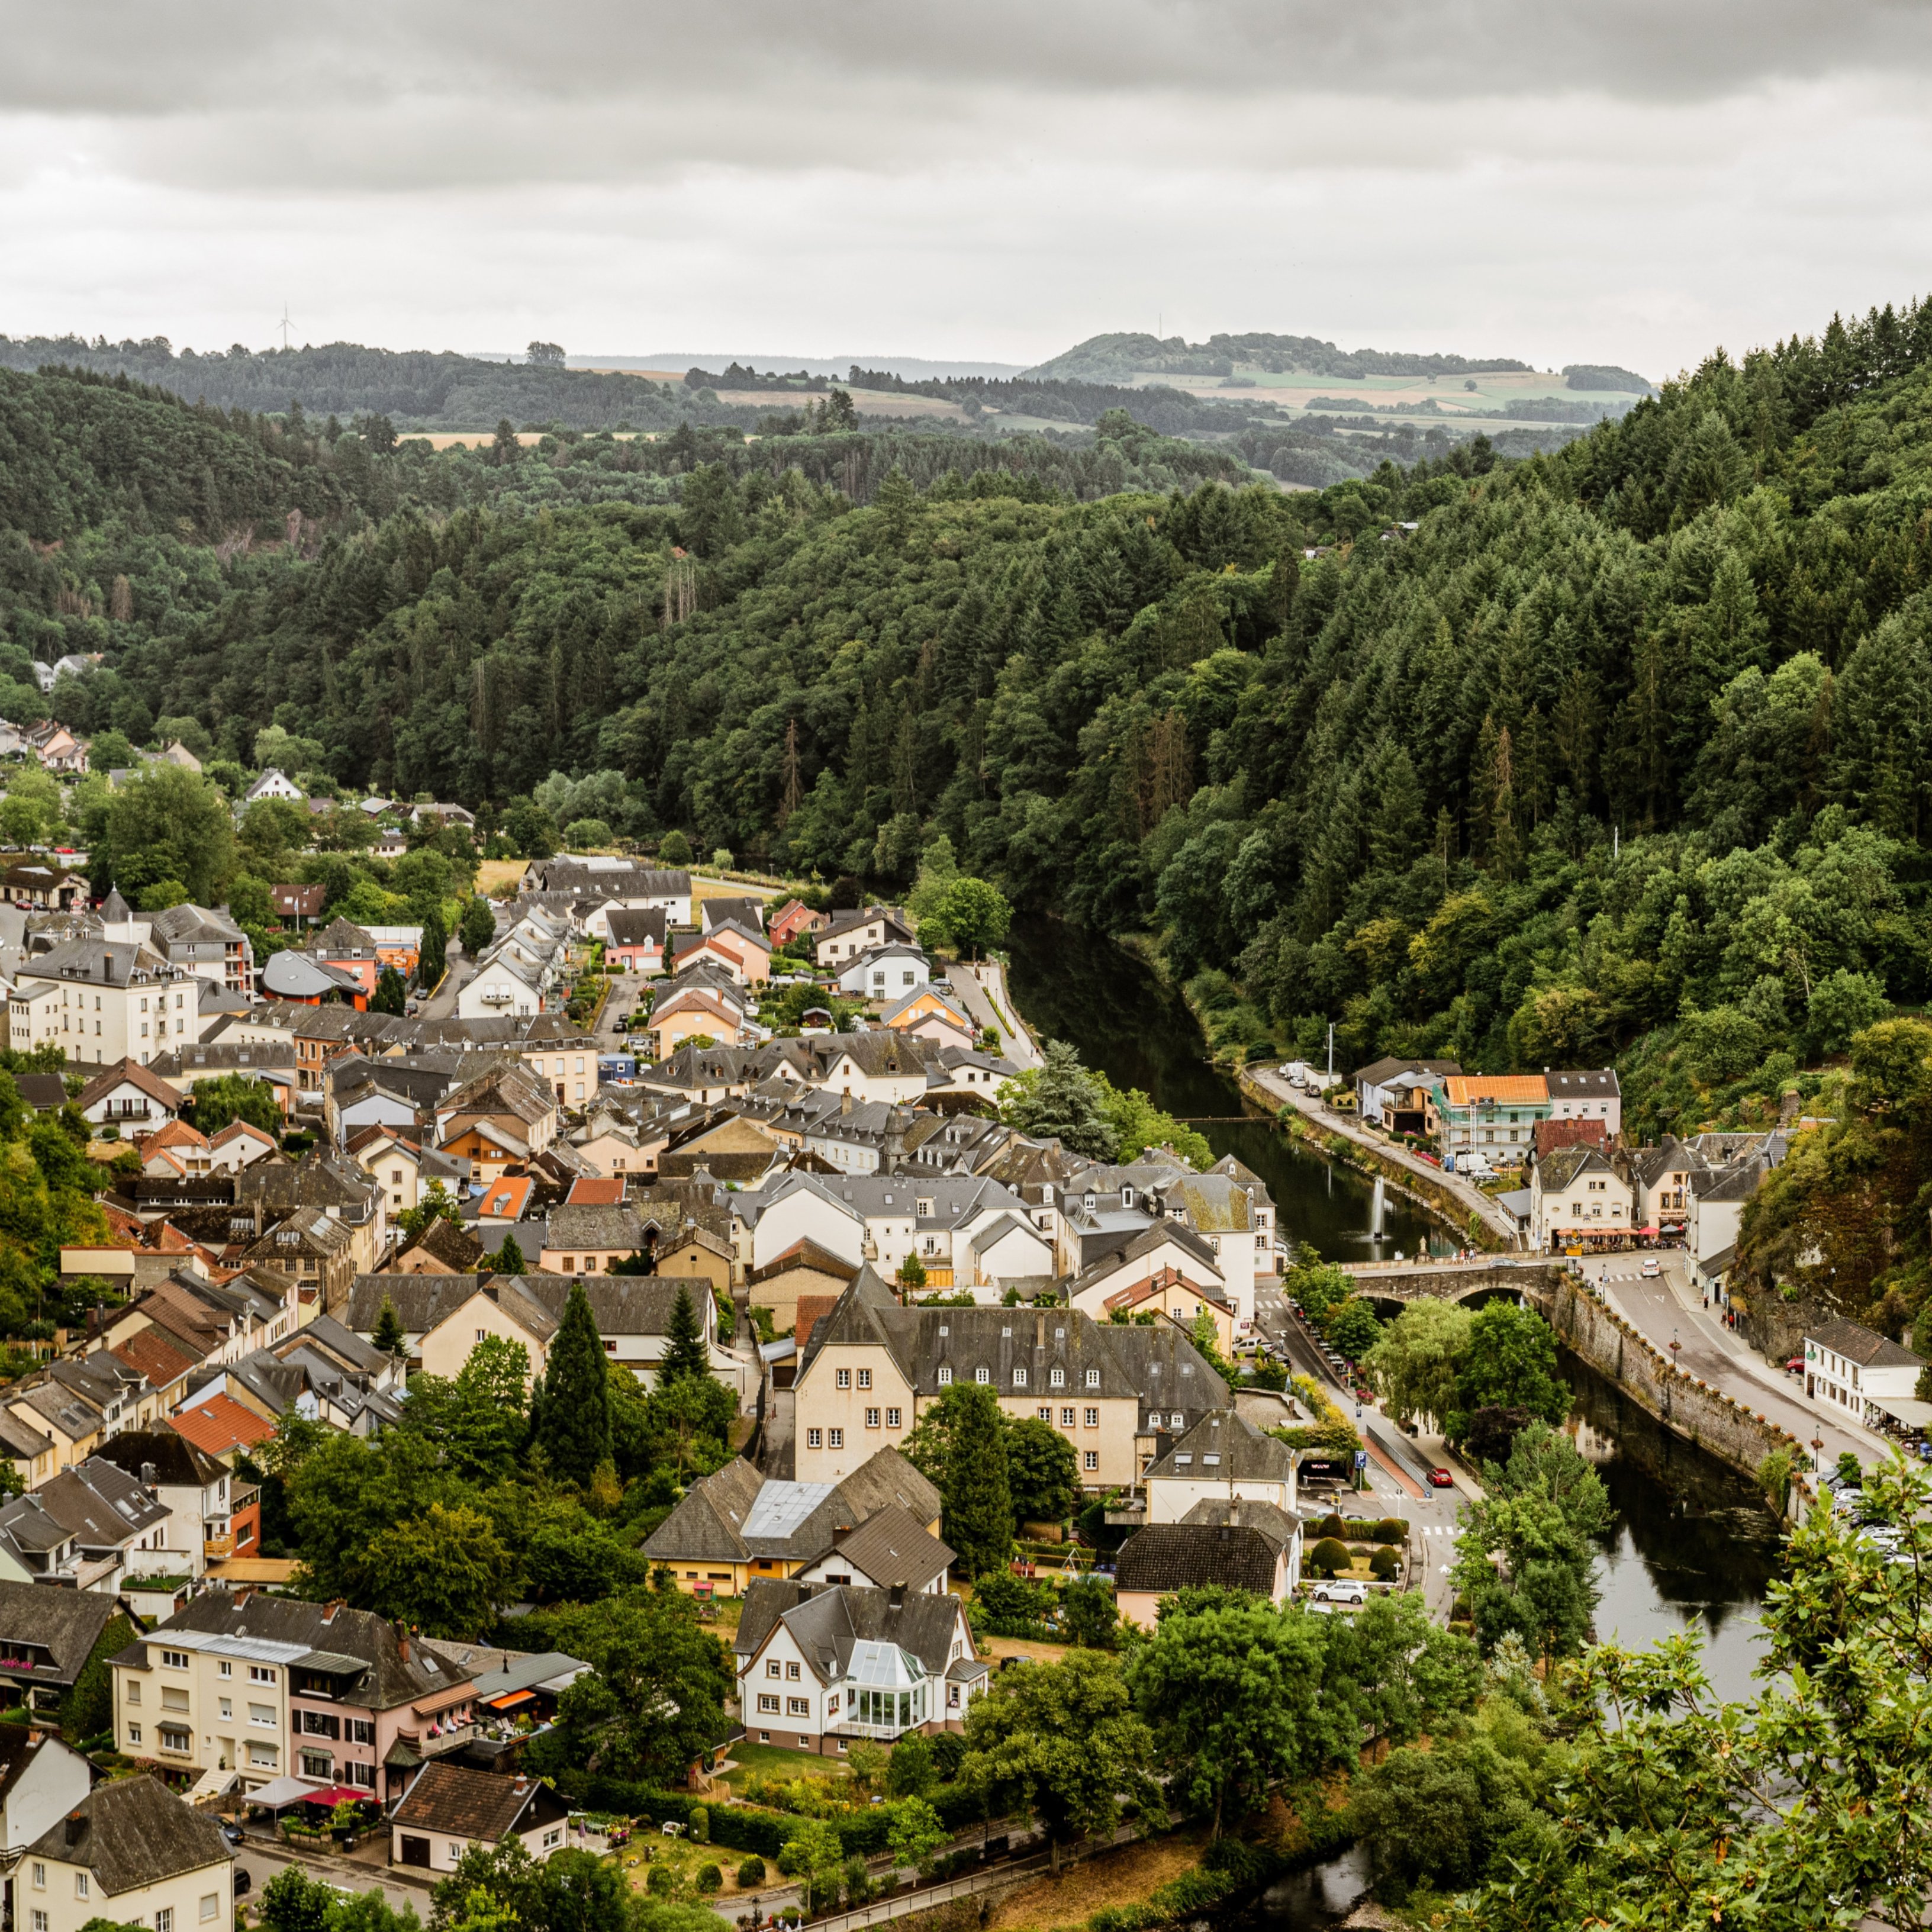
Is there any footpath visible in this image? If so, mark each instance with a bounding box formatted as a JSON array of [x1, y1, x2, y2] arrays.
[[948, 960, 1042, 1069], [1247, 1068, 1519, 1248]]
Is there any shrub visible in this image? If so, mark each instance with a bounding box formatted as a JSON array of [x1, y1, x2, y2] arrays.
[[696, 1864, 722, 1894], [738, 1857, 767, 1888], [1308, 1537, 1351, 1576], [646, 1865, 675, 1896], [1370, 1545, 1402, 1579], [1375, 1517, 1406, 1543], [688, 1804, 709, 1843], [1316, 1512, 1348, 1541]]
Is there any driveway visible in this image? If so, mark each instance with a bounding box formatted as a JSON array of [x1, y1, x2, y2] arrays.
[[235, 1837, 432, 1918]]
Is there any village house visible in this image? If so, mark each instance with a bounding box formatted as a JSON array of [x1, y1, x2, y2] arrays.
[[0, 1580, 124, 1720], [768, 899, 826, 948], [1530, 1145, 1636, 1251], [793, 1268, 1231, 1490], [733, 1579, 988, 1755], [813, 907, 915, 968], [1115, 1498, 1303, 1630], [0, 1725, 94, 1921], [601, 907, 668, 974], [835, 943, 930, 1002], [643, 1447, 942, 1598], [18, 1773, 234, 1932], [391, 1762, 569, 1875], [1804, 1318, 1927, 1433]]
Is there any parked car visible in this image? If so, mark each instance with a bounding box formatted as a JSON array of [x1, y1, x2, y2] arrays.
[[233, 1871, 252, 1899], [1313, 1579, 1368, 1605], [220, 1821, 244, 1846], [1428, 1467, 1454, 1488]]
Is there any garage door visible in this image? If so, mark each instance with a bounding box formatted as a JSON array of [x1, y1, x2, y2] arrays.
[[400, 1836, 431, 1869]]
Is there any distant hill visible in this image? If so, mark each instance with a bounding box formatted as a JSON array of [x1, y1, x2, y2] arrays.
[[1026, 330, 1543, 384], [0, 336, 739, 432]]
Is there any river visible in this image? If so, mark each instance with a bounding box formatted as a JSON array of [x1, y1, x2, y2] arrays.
[[1007, 917, 1783, 1928], [1004, 918, 1447, 1262]]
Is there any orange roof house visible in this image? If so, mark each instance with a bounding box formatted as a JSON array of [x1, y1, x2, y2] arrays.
[[1441, 1076, 1548, 1106], [169, 1392, 276, 1460], [566, 1176, 627, 1206]]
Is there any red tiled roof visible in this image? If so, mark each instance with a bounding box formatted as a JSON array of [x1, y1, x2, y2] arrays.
[[1533, 1118, 1609, 1158], [475, 1175, 534, 1220], [565, 1177, 626, 1206], [168, 1393, 274, 1457], [793, 1294, 842, 1359], [1442, 1075, 1547, 1105], [112, 1327, 202, 1389]]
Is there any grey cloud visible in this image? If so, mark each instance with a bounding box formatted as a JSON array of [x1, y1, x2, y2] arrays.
[[5, 0, 1932, 122]]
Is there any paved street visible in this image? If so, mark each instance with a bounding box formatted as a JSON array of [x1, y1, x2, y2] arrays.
[[1248, 1068, 1518, 1248], [1253, 1277, 1468, 1619], [945, 962, 1041, 1068], [1593, 1252, 1889, 1476], [416, 939, 472, 1019]]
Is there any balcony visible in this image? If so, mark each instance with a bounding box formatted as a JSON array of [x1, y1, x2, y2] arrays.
[[396, 1721, 476, 1757]]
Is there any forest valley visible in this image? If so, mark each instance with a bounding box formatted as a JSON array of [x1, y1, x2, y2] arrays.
[[7, 297, 1932, 1334]]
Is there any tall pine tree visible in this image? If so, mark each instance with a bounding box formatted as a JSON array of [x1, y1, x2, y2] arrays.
[[533, 1281, 611, 1484], [939, 1384, 1012, 1578], [659, 1283, 710, 1384], [372, 1295, 406, 1360]]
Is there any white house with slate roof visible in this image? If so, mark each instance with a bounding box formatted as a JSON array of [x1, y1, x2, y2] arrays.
[[1804, 1318, 1926, 1431], [20, 1773, 234, 1932], [733, 1579, 988, 1755]]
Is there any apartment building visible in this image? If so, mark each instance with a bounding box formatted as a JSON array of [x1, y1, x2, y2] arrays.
[[793, 1268, 1231, 1490], [10, 940, 207, 1068], [112, 1596, 478, 1801]]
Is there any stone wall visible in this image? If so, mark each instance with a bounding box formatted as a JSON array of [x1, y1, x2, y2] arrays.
[[1735, 1280, 1837, 1368], [1530, 1276, 1809, 1516]]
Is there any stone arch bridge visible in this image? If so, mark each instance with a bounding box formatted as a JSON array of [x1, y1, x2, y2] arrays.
[[1338, 1258, 1569, 1309]]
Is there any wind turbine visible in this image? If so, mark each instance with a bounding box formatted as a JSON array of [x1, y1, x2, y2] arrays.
[[278, 304, 294, 352]]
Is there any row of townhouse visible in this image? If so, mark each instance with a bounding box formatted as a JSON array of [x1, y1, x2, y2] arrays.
[[790, 1266, 1232, 1491], [1525, 1129, 1788, 1259], [458, 905, 574, 1021], [1351, 1058, 1623, 1165]]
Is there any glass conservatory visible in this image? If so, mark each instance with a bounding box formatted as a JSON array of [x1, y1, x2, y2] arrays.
[[837, 1641, 930, 1738]]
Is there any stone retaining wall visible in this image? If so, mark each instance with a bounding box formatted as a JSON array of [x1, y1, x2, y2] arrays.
[[1528, 1274, 1809, 1516]]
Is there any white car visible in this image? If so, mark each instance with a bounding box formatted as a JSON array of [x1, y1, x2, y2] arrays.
[[1640, 1258, 1661, 1278], [1312, 1579, 1368, 1605]]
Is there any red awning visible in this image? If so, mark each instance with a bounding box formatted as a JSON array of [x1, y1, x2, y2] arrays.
[[487, 1690, 535, 1711], [1634, 1226, 1659, 1235], [303, 1785, 369, 1807]]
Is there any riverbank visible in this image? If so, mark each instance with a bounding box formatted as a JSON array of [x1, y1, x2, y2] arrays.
[[1243, 1066, 1511, 1252]]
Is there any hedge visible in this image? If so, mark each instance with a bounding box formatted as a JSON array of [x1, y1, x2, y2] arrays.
[[566, 1775, 938, 1861]]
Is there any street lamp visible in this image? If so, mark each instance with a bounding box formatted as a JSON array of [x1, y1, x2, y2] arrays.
[[1670, 1329, 1680, 1373], [1812, 1435, 1825, 1474]]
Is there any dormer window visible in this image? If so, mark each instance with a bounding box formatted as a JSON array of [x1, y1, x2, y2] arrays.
[[975, 1367, 990, 1384], [1013, 1367, 1028, 1387]]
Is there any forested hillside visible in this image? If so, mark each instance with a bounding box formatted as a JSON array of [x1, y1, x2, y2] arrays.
[[10, 302, 1932, 1183], [1025, 330, 1538, 384]]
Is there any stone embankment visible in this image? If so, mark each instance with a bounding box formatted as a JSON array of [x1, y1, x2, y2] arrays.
[[1531, 1274, 1811, 1515]]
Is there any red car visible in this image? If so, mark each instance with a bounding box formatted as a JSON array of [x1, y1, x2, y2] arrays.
[[1428, 1467, 1454, 1487]]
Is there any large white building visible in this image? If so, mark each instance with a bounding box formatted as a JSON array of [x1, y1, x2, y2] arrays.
[[10, 940, 208, 1068]]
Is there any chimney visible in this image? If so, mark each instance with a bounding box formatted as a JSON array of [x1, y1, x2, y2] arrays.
[[65, 1811, 84, 1846], [27, 1730, 41, 1747], [888, 1581, 906, 1609], [394, 1619, 410, 1662], [832, 1524, 852, 1544], [140, 1461, 156, 1491], [323, 1600, 342, 1624]]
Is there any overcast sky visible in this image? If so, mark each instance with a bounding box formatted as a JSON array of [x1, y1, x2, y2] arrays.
[[3, 1, 1930, 377]]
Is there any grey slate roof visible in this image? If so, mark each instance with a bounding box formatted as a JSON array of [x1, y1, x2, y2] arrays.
[[645, 1448, 940, 1566], [0, 1577, 122, 1686], [24, 1773, 229, 1896], [1808, 1317, 1923, 1370], [1115, 1521, 1286, 1597], [799, 1268, 1230, 1434], [118, 1595, 470, 1712], [813, 1503, 954, 1594], [733, 1579, 966, 1679], [1145, 1409, 1295, 1485]]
